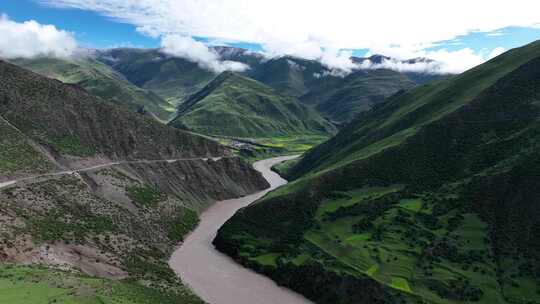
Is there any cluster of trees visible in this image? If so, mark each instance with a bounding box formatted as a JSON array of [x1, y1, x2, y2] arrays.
[[352, 218, 374, 234], [324, 192, 404, 222], [426, 278, 483, 302]]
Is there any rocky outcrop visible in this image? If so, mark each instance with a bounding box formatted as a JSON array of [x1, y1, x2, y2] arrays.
[[118, 157, 269, 210]]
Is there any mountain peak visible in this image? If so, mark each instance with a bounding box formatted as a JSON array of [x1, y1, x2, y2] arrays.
[[216, 70, 240, 80]]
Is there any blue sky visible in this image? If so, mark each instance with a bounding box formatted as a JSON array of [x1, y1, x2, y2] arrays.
[[1, 0, 268, 50], [4, 0, 540, 53], [2, 0, 540, 73], [427, 27, 540, 54], [2, 0, 158, 48]]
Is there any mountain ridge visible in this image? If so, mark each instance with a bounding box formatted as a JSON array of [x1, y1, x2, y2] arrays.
[[94, 47, 445, 123], [214, 40, 540, 304], [10, 56, 174, 120]]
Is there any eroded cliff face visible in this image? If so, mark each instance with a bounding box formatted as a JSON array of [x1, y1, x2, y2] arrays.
[[0, 156, 268, 295], [118, 157, 269, 211]]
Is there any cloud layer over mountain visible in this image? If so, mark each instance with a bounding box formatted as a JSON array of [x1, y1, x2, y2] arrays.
[[26, 1, 540, 73], [361, 47, 507, 74], [161, 35, 249, 73]]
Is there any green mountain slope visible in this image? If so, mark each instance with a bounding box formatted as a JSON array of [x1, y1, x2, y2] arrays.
[[97, 47, 266, 106], [214, 40, 540, 304], [300, 68, 419, 123], [246, 56, 329, 97], [291, 40, 540, 178], [0, 257, 203, 304], [96, 48, 442, 124], [169, 72, 337, 138], [248, 56, 445, 124], [10, 56, 173, 120]]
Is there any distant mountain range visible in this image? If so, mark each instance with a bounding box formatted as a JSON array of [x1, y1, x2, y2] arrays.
[[8, 46, 445, 135], [215, 40, 540, 303]]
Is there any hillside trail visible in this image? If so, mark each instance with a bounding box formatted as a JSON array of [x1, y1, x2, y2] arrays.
[[0, 156, 228, 189]]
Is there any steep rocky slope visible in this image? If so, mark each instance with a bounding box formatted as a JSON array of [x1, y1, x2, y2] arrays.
[[0, 61, 268, 303], [0, 156, 267, 303], [0, 116, 56, 178], [0, 60, 225, 179], [215, 40, 540, 304]]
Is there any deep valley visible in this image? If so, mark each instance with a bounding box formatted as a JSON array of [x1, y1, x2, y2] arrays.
[[1, 7, 540, 303]]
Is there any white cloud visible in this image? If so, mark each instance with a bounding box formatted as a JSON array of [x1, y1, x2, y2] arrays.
[[319, 48, 357, 74], [262, 38, 357, 72], [286, 59, 302, 70], [359, 58, 441, 74], [0, 14, 77, 59], [41, 0, 540, 73], [363, 46, 508, 74], [160, 34, 249, 73]]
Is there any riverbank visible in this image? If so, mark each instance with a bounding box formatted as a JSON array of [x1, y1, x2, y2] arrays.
[[169, 155, 312, 304]]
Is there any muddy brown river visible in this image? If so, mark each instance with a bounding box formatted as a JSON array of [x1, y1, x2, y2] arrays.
[[169, 155, 313, 304]]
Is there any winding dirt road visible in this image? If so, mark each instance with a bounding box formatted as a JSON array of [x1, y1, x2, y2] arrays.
[[169, 155, 313, 304], [0, 156, 227, 189]]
